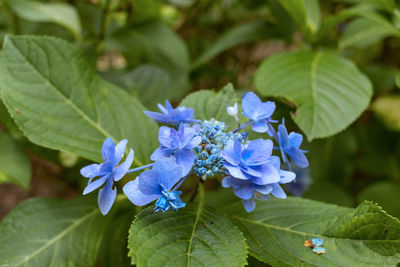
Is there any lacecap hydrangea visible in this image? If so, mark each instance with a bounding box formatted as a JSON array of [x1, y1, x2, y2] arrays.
[[80, 91, 309, 214]]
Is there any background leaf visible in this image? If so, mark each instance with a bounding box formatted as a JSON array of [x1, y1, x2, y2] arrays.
[[128, 203, 248, 267], [0, 133, 31, 189], [396, 72, 400, 89], [372, 95, 400, 131], [180, 83, 238, 130], [221, 197, 400, 266], [255, 51, 372, 140], [0, 35, 158, 165], [5, 0, 82, 40], [0, 197, 111, 266]]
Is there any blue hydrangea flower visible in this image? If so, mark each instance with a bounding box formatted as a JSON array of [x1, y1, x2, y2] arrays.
[[151, 123, 201, 175], [80, 138, 134, 215], [241, 92, 275, 133], [144, 100, 200, 126], [277, 120, 309, 168], [123, 158, 186, 212]]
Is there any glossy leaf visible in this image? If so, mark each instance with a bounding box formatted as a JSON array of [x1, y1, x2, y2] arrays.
[[0, 197, 111, 266], [0, 133, 30, 189], [255, 51, 372, 140], [6, 0, 82, 40], [0, 35, 158, 165], [221, 197, 400, 266], [180, 83, 239, 130], [128, 202, 248, 267]]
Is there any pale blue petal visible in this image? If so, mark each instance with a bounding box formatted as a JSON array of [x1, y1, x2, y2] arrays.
[[221, 176, 232, 188], [285, 148, 309, 168], [224, 164, 247, 179], [243, 199, 256, 212], [271, 183, 287, 199], [165, 100, 173, 111], [123, 179, 160, 206], [98, 178, 117, 215], [114, 139, 128, 164], [279, 170, 296, 184], [144, 111, 168, 122], [152, 158, 182, 191], [158, 103, 169, 114], [80, 164, 100, 178], [83, 175, 108, 195], [242, 92, 262, 118], [277, 124, 289, 148], [251, 120, 269, 133], [185, 136, 202, 149], [138, 169, 162, 195], [158, 126, 172, 147], [174, 149, 195, 176], [113, 149, 134, 181], [150, 147, 173, 161], [288, 132, 303, 148], [243, 139, 272, 165], [101, 138, 115, 162]]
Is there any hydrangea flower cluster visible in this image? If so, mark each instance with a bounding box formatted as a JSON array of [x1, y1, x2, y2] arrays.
[[80, 90, 309, 215], [192, 119, 247, 180]]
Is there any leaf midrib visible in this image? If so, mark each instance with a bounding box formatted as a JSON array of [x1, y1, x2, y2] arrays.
[[230, 215, 400, 243], [14, 208, 98, 266]]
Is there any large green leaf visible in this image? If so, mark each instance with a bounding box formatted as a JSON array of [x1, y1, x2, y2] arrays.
[[0, 133, 31, 189], [358, 182, 400, 218], [221, 197, 400, 266], [372, 95, 400, 131], [5, 0, 82, 40], [335, 0, 397, 12], [255, 51, 372, 140], [0, 197, 111, 266], [0, 35, 158, 165], [276, 0, 320, 39], [192, 21, 281, 69], [179, 84, 239, 130], [128, 202, 248, 267], [339, 16, 400, 49]]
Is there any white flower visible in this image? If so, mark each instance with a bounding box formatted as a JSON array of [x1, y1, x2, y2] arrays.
[[226, 103, 238, 116]]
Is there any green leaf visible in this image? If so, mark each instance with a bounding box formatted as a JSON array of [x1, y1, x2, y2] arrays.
[[335, 0, 397, 12], [358, 182, 400, 218], [192, 21, 281, 68], [339, 17, 400, 49], [396, 72, 400, 89], [128, 203, 248, 266], [5, 0, 82, 40], [303, 181, 353, 207], [276, 0, 320, 39], [110, 21, 190, 99], [372, 95, 400, 131], [0, 133, 30, 189], [0, 197, 112, 266], [255, 51, 372, 140], [180, 83, 239, 130], [0, 35, 158, 165], [221, 197, 400, 266]]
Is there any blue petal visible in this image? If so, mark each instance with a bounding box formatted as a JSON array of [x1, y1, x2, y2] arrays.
[[243, 139, 273, 165], [288, 132, 303, 148], [221, 176, 232, 188], [185, 135, 202, 149], [80, 164, 100, 178], [271, 183, 287, 199], [158, 126, 173, 147], [285, 148, 309, 168], [165, 100, 173, 111], [232, 181, 253, 200], [113, 149, 134, 181], [277, 124, 289, 148], [102, 138, 115, 162], [279, 170, 296, 184], [123, 179, 160, 206], [158, 102, 169, 114], [153, 158, 183, 190], [143, 111, 168, 123], [242, 92, 262, 118], [233, 139, 242, 156], [259, 101, 275, 118], [83, 175, 108, 195], [242, 199, 256, 212], [221, 141, 240, 166], [250, 164, 280, 185], [224, 163, 247, 179], [150, 147, 173, 161], [98, 178, 116, 215], [114, 139, 128, 164], [251, 120, 269, 133], [174, 149, 195, 176], [138, 169, 163, 195], [254, 184, 273, 195]]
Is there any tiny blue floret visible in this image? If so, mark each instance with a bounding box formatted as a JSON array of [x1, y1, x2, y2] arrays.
[[80, 137, 134, 215], [277, 119, 309, 168], [241, 92, 276, 133], [151, 123, 201, 175], [123, 158, 186, 212], [144, 100, 200, 126]]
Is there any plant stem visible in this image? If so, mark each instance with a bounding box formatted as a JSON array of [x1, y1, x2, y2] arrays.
[[232, 120, 252, 133], [126, 163, 154, 173], [189, 178, 202, 202]]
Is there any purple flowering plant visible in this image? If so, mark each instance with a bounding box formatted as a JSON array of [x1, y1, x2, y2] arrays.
[[81, 91, 309, 214]]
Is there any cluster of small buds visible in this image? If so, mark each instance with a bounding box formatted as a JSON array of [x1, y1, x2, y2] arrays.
[[193, 118, 248, 180]]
